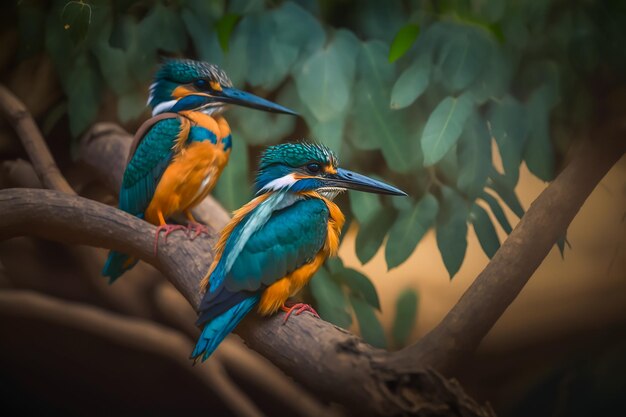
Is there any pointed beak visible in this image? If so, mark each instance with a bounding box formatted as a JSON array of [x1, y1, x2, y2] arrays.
[[324, 168, 407, 196], [218, 87, 298, 115]]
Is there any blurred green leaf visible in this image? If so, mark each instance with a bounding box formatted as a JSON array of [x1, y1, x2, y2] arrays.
[[66, 55, 101, 137], [437, 26, 491, 92], [457, 111, 491, 199], [350, 191, 382, 224], [488, 96, 529, 187], [182, 8, 224, 65], [467, 44, 510, 104], [388, 23, 420, 62], [480, 191, 513, 234], [213, 134, 252, 211], [436, 186, 468, 278], [421, 94, 473, 166], [338, 268, 380, 310], [556, 234, 571, 258], [355, 207, 395, 264], [390, 55, 431, 109], [488, 170, 525, 218], [138, 2, 186, 53], [392, 289, 419, 348], [61, 0, 92, 44], [470, 203, 500, 258], [524, 73, 559, 181], [310, 267, 352, 328], [93, 20, 133, 95], [216, 13, 240, 52], [350, 295, 386, 348], [229, 0, 265, 14], [385, 193, 438, 270], [117, 90, 146, 123]]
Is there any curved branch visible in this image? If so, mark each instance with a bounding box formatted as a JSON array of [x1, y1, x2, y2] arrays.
[[0, 290, 266, 417], [388, 131, 626, 374], [0, 85, 74, 194]]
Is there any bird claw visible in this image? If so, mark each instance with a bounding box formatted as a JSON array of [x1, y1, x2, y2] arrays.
[[185, 222, 211, 240], [280, 302, 320, 324], [154, 224, 187, 255]]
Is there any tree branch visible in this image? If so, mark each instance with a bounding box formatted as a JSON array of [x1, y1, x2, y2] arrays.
[[388, 131, 626, 374], [0, 85, 74, 194]]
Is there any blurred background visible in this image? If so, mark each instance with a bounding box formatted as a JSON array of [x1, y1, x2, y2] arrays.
[[0, 0, 624, 416]]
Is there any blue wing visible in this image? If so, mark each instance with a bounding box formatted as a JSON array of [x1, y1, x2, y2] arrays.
[[118, 118, 181, 216], [197, 198, 329, 324], [102, 118, 180, 281]]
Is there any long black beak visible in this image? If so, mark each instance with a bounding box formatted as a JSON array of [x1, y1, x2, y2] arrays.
[[218, 87, 298, 115], [324, 168, 407, 196]]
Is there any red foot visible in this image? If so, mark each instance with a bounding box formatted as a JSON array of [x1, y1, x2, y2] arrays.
[[186, 221, 211, 240], [280, 302, 320, 324], [154, 224, 187, 255]]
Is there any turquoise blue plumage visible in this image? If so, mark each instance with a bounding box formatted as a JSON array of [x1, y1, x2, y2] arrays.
[[194, 198, 329, 360], [102, 119, 180, 281]]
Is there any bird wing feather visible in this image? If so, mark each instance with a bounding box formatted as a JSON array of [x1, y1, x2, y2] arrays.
[[118, 118, 181, 216]]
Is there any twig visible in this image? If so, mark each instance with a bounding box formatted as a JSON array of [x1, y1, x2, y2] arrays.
[[0, 289, 266, 417], [0, 85, 74, 194]]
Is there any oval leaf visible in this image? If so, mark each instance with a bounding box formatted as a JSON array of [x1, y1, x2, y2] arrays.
[[350, 295, 386, 348], [216, 13, 240, 52], [338, 268, 381, 310], [310, 268, 352, 328], [389, 23, 420, 63], [385, 193, 439, 269], [479, 191, 513, 234], [456, 111, 491, 199], [436, 186, 469, 278], [470, 203, 500, 258], [392, 289, 419, 348], [390, 55, 431, 109], [421, 94, 473, 166], [355, 208, 395, 265]]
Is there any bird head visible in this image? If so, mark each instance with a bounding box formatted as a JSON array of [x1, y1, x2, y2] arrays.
[[148, 59, 297, 117], [255, 143, 407, 198]]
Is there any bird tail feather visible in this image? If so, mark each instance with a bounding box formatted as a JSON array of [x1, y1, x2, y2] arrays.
[[101, 250, 138, 283], [192, 295, 260, 362]]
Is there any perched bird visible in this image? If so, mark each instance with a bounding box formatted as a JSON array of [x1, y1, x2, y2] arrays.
[[192, 142, 406, 361], [102, 59, 296, 282]]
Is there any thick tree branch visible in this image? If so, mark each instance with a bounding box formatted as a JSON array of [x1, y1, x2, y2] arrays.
[[0, 85, 74, 194], [388, 132, 626, 374]]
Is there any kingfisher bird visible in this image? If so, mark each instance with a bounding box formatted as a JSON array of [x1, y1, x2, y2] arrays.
[[192, 142, 406, 361], [102, 59, 296, 282]]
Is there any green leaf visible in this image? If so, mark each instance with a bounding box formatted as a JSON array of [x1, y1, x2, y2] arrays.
[[338, 268, 380, 310], [182, 8, 224, 65], [487, 96, 529, 187], [66, 55, 101, 137], [467, 45, 510, 104], [390, 55, 431, 109], [216, 13, 240, 52], [61, 0, 92, 44], [355, 208, 395, 264], [350, 295, 386, 348], [436, 186, 468, 278], [556, 234, 571, 259], [524, 79, 559, 181], [310, 267, 352, 328], [437, 27, 490, 92], [480, 191, 513, 234], [421, 94, 473, 166], [488, 171, 525, 218], [93, 24, 134, 95], [457, 111, 491, 199], [470, 203, 500, 258], [391, 289, 419, 348], [117, 90, 147, 123], [385, 194, 439, 269], [389, 23, 420, 63], [350, 191, 382, 224], [138, 2, 186, 53], [212, 134, 252, 212]]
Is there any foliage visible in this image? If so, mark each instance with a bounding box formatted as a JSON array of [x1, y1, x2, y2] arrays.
[[14, 0, 625, 344]]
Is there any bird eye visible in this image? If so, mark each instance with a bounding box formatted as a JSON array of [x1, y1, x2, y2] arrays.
[[194, 79, 207, 89], [306, 163, 321, 174]]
